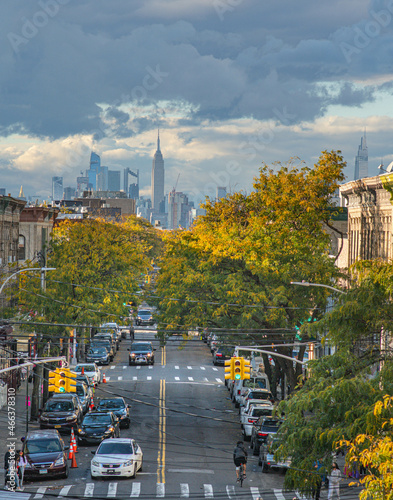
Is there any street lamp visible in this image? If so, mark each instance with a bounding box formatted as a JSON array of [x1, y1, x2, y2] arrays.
[[290, 281, 346, 294], [0, 267, 56, 295]]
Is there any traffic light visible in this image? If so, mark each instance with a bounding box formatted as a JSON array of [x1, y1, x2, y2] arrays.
[[57, 368, 77, 393], [48, 370, 59, 392], [241, 358, 251, 380], [58, 370, 67, 392], [233, 358, 242, 380], [224, 359, 234, 380]]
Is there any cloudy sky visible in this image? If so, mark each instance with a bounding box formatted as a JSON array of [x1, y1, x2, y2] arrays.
[[1, 0, 393, 203]]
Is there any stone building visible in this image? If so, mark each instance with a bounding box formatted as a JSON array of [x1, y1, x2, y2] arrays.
[[340, 174, 393, 267], [19, 206, 59, 263]]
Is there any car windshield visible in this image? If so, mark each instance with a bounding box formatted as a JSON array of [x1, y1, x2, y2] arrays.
[[83, 414, 111, 424], [75, 365, 95, 372], [97, 442, 134, 455], [249, 392, 270, 399], [25, 438, 62, 454], [98, 399, 125, 409], [244, 378, 268, 389], [131, 344, 152, 351], [89, 348, 106, 355], [45, 401, 73, 412], [138, 310, 151, 316], [253, 407, 273, 417]]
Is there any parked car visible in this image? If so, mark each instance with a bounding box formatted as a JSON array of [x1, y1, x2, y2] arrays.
[[86, 346, 110, 365], [240, 399, 273, 426], [232, 376, 271, 406], [94, 331, 118, 352], [22, 429, 69, 480], [90, 438, 143, 478], [251, 416, 283, 456], [136, 309, 154, 326], [78, 411, 120, 445], [238, 388, 275, 410], [242, 404, 275, 441], [128, 341, 155, 366], [89, 339, 114, 362], [39, 394, 83, 432], [75, 363, 101, 386], [259, 434, 291, 471], [76, 382, 93, 414], [96, 397, 131, 428], [213, 346, 234, 366]]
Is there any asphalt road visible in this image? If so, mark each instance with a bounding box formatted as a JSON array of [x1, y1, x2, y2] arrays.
[[1, 328, 359, 499]]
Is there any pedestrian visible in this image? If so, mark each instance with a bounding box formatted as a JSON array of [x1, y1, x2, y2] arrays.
[[328, 462, 342, 500], [17, 450, 28, 488]]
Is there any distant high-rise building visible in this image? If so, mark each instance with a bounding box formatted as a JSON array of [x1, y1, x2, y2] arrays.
[[129, 183, 139, 200], [216, 186, 227, 200], [77, 175, 89, 196], [167, 191, 192, 230], [88, 152, 101, 190], [0, 188, 6, 196], [354, 131, 368, 180], [151, 131, 165, 212], [108, 170, 120, 191], [63, 187, 76, 200], [52, 176, 63, 200], [97, 166, 108, 191]]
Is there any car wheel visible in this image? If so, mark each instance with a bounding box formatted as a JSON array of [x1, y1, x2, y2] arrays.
[[139, 460, 143, 472], [129, 360, 133, 366], [62, 466, 69, 479], [130, 464, 136, 479], [243, 430, 250, 441], [261, 460, 269, 473], [125, 420, 130, 429]]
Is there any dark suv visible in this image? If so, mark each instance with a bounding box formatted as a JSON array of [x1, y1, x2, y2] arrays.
[[39, 394, 83, 432], [22, 429, 69, 479], [128, 341, 155, 365], [213, 346, 233, 366], [136, 309, 154, 326], [90, 339, 114, 362], [96, 397, 131, 428], [86, 346, 110, 365], [250, 416, 283, 455]]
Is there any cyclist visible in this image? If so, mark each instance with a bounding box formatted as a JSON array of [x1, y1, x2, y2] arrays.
[[233, 440, 248, 482]]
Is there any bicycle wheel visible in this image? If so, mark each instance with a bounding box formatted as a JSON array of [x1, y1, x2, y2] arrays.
[[240, 464, 244, 487]]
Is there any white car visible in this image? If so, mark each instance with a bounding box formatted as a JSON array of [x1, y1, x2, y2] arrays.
[[75, 363, 101, 386], [242, 404, 275, 441], [91, 438, 143, 478], [238, 388, 274, 409], [240, 400, 273, 427]]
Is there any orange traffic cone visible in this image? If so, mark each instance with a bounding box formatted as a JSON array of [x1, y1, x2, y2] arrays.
[[103, 372, 107, 383], [89, 397, 94, 412], [68, 441, 74, 460], [71, 429, 78, 453], [70, 447, 78, 468]]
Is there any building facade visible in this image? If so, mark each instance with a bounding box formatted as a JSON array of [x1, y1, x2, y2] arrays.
[[151, 132, 165, 212], [52, 176, 63, 200], [19, 207, 59, 263]]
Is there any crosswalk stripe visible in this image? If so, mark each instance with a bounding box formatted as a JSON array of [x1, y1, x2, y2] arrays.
[[216, 378, 223, 383], [204, 377, 209, 382], [147, 376, 152, 380], [58, 485, 73, 497], [156, 483, 165, 497], [188, 377, 194, 381], [123, 366, 127, 369], [108, 483, 117, 498], [84, 483, 94, 497], [34, 487, 47, 499], [175, 377, 180, 381], [203, 484, 213, 498], [200, 367, 206, 370], [110, 365, 115, 369], [106, 376, 110, 381], [180, 483, 189, 498], [136, 366, 141, 370], [212, 367, 218, 371], [118, 376, 123, 381], [149, 365, 153, 369], [133, 376, 137, 380], [130, 482, 141, 497], [187, 366, 192, 370], [250, 486, 261, 500], [175, 366, 179, 369], [274, 488, 285, 500], [226, 485, 236, 499]]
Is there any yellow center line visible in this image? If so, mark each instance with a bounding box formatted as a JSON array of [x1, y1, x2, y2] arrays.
[[157, 379, 166, 484], [161, 345, 166, 366]]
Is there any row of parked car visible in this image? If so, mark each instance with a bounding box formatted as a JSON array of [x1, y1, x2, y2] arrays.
[[203, 336, 290, 474], [86, 322, 130, 365]]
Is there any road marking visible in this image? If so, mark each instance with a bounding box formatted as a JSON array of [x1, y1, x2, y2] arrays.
[[212, 367, 218, 371], [118, 376, 123, 381], [133, 376, 137, 380], [105, 376, 110, 381], [149, 365, 153, 369], [130, 482, 141, 497], [274, 489, 286, 500], [168, 469, 214, 473], [187, 366, 192, 370], [200, 367, 206, 370], [123, 366, 127, 369], [204, 377, 209, 382], [108, 483, 117, 498], [156, 483, 165, 497], [226, 485, 236, 498], [188, 377, 194, 381], [161, 345, 166, 366], [216, 378, 223, 383], [204, 484, 213, 498], [34, 487, 47, 499], [84, 483, 94, 497], [136, 366, 141, 370], [58, 485, 73, 497], [157, 379, 166, 484], [175, 366, 179, 369], [175, 377, 180, 381], [147, 376, 152, 380], [110, 365, 115, 369], [180, 483, 189, 497], [250, 487, 261, 500]]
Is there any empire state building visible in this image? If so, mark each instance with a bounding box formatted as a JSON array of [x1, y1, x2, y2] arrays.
[[151, 131, 165, 212]]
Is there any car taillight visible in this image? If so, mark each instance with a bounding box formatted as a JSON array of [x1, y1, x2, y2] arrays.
[[248, 418, 256, 423], [216, 353, 222, 357], [237, 390, 241, 395], [258, 432, 268, 437]]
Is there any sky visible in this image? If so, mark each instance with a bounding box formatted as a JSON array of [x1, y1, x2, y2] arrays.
[[1, 0, 393, 204]]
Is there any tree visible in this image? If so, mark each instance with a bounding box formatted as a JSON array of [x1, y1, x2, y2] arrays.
[[156, 151, 346, 394]]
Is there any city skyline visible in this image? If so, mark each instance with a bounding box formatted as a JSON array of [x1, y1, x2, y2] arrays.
[[1, 1, 393, 201]]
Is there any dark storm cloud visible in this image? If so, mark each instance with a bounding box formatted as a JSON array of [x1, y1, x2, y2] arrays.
[[0, 0, 391, 141]]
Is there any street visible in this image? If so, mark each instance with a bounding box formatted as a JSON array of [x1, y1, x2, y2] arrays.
[[4, 328, 358, 499]]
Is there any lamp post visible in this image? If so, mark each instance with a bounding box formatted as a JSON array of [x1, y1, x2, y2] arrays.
[[290, 281, 346, 294], [0, 267, 56, 296]]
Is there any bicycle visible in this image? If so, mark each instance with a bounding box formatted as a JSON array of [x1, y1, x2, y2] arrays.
[[238, 463, 245, 487]]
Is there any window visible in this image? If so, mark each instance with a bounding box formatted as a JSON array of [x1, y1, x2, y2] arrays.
[[18, 235, 26, 260]]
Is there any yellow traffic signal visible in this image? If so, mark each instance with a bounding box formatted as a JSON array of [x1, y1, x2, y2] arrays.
[[242, 358, 251, 380], [234, 358, 242, 380], [48, 370, 59, 392], [224, 359, 234, 380], [58, 370, 67, 393]]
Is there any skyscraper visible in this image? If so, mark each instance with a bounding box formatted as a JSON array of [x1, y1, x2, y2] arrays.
[[52, 176, 63, 200], [88, 152, 101, 190], [354, 131, 368, 180], [151, 131, 165, 211]]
